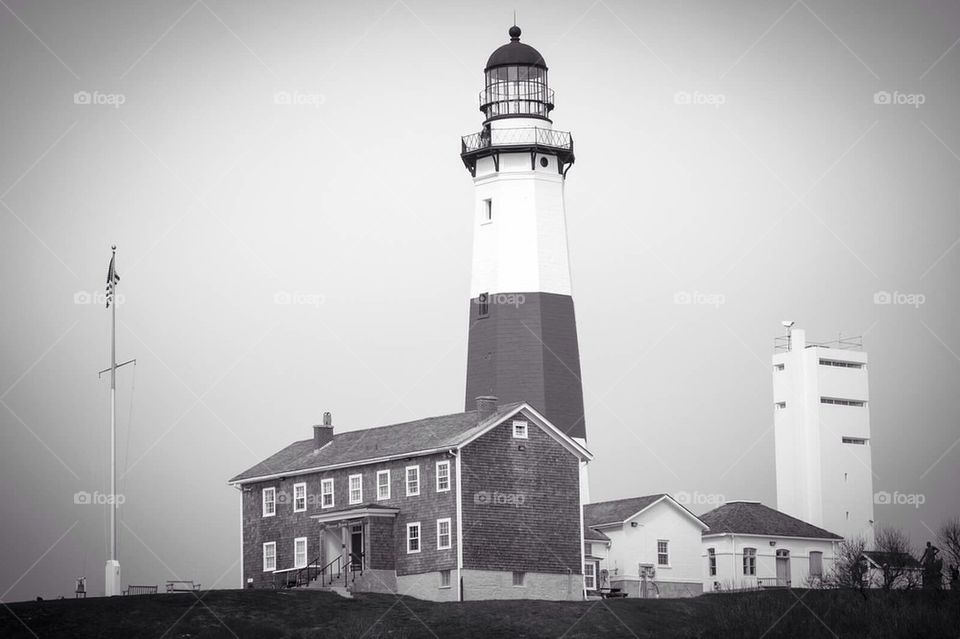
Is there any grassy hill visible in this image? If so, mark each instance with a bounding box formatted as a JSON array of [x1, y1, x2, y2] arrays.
[[1, 588, 957, 638]]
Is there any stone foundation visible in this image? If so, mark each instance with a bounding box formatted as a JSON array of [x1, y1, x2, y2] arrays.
[[462, 569, 582, 601]]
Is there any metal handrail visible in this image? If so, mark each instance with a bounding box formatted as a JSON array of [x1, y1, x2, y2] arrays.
[[774, 335, 863, 352], [461, 127, 572, 154], [757, 577, 791, 588], [322, 554, 343, 586]]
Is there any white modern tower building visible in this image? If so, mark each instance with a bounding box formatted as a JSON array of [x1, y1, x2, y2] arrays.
[[460, 26, 588, 498], [772, 326, 875, 543]]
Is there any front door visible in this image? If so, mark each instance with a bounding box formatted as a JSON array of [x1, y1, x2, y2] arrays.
[[350, 524, 363, 570], [776, 550, 790, 586]]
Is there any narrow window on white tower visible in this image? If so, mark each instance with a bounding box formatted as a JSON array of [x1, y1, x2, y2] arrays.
[[478, 293, 489, 319], [482, 198, 492, 224]]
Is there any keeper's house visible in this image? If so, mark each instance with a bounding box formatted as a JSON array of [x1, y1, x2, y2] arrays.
[[228, 398, 592, 601]]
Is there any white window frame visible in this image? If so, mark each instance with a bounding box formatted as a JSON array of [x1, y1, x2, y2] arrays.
[[436, 460, 451, 492], [512, 419, 528, 439], [657, 539, 670, 566], [439, 569, 452, 589], [348, 473, 363, 505], [437, 517, 452, 550], [406, 465, 420, 496], [809, 551, 823, 577], [584, 562, 597, 590], [376, 469, 391, 500], [262, 541, 276, 572], [293, 482, 306, 513], [262, 487, 276, 517], [512, 571, 525, 587], [320, 478, 334, 509], [294, 537, 307, 569], [482, 198, 492, 224], [407, 522, 421, 554], [743, 548, 757, 576], [707, 548, 717, 576]]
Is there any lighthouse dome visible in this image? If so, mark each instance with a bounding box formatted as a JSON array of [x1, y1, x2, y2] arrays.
[[480, 26, 553, 122], [485, 26, 547, 70]]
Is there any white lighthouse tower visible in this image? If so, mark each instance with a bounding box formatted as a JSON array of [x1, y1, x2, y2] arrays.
[[772, 325, 875, 543], [460, 26, 588, 494]]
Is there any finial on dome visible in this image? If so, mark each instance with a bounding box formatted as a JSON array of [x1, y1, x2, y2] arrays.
[[509, 25, 521, 41]]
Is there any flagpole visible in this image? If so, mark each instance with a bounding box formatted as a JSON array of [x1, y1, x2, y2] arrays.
[[100, 246, 133, 596], [103, 244, 122, 597], [110, 245, 117, 570]]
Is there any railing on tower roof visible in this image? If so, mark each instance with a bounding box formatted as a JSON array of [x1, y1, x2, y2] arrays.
[[774, 335, 864, 353]]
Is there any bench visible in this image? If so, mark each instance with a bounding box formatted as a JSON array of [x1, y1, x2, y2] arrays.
[[166, 580, 201, 593], [599, 587, 628, 599], [124, 585, 158, 596]]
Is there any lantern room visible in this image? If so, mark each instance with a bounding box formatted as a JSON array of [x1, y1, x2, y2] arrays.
[[480, 26, 554, 122]]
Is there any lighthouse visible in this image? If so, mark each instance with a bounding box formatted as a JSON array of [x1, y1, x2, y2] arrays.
[[461, 27, 588, 467]]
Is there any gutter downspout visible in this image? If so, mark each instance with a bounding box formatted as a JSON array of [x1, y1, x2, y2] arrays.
[[578, 460, 587, 600], [453, 448, 464, 601], [235, 484, 244, 588], [731, 533, 736, 589]]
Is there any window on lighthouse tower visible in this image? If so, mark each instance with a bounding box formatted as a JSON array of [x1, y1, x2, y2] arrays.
[[478, 293, 490, 318]]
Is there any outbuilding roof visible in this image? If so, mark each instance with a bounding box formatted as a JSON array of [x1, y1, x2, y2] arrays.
[[700, 501, 842, 540], [584, 494, 708, 530]]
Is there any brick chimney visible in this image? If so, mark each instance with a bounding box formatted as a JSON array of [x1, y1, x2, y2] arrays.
[[313, 412, 333, 449], [475, 396, 498, 422]]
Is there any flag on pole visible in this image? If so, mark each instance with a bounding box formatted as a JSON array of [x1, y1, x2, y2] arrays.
[[106, 252, 120, 308]]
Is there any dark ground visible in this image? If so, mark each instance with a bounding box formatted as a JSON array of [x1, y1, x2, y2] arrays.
[[1, 588, 958, 638]]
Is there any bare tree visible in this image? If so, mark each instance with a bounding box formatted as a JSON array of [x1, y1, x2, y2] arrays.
[[937, 517, 960, 572], [873, 526, 921, 590], [827, 536, 869, 594]]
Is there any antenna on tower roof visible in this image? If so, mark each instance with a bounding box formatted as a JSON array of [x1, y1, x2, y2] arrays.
[[513, 10, 517, 26]]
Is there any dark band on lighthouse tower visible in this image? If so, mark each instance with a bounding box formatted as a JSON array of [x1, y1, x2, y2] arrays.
[[461, 27, 586, 445]]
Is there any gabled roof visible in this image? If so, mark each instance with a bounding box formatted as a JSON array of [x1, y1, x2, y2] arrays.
[[583, 494, 708, 531], [584, 527, 610, 542], [229, 402, 590, 484], [863, 551, 921, 570], [699, 501, 842, 540]]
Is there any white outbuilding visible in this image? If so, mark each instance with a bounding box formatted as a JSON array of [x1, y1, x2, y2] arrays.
[[699, 500, 842, 592], [584, 494, 708, 598]]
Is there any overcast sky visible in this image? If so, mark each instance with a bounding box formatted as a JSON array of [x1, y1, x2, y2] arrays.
[[1, 0, 958, 600]]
